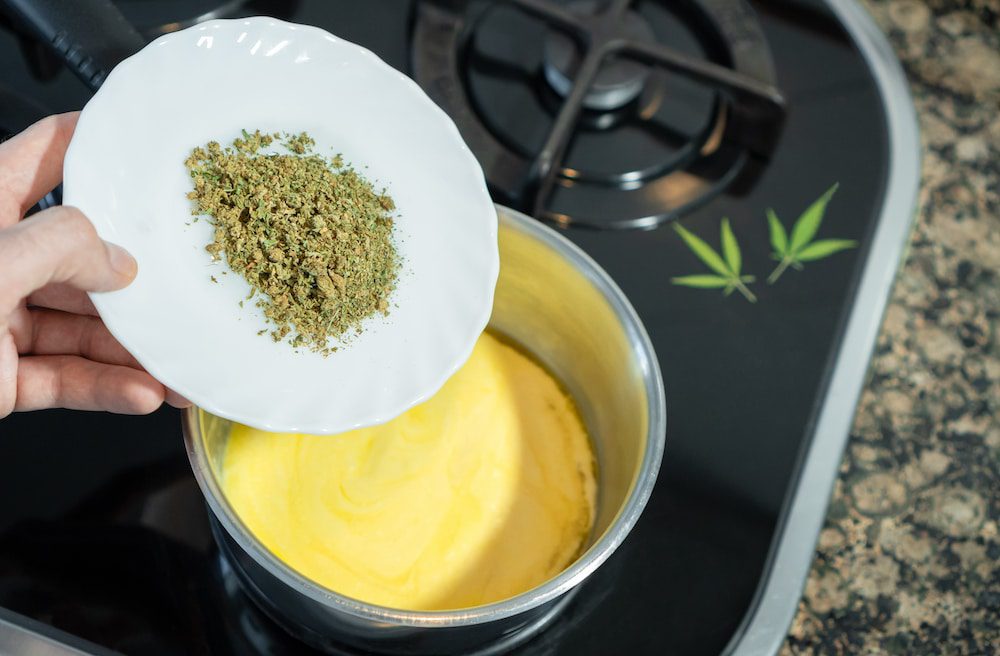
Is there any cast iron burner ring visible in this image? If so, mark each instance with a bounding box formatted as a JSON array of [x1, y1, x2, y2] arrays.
[[543, 1, 656, 111], [412, 0, 786, 230]]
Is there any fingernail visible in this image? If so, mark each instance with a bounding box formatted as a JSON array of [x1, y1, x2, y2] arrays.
[[106, 242, 138, 278]]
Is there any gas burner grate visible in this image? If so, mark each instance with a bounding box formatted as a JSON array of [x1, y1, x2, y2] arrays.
[[413, 0, 786, 229]]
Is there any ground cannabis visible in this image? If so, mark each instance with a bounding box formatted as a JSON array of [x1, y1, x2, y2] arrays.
[[184, 130, 399, 355]]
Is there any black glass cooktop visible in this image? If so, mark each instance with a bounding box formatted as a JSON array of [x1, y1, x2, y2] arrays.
[[0, 0, 901, 654]]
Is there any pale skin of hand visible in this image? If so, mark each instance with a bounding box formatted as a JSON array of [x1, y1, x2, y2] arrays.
[[0, 112, 190, 417]]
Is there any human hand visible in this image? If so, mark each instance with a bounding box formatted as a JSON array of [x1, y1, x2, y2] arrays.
[[0, 112, 189, 418]]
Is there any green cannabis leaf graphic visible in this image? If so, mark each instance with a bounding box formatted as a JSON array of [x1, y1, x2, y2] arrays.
[[766, 183, 857, 284], [672, 219, 756, 302]]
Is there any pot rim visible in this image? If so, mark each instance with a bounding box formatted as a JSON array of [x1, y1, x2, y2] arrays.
[[183, 204, 667, 628]]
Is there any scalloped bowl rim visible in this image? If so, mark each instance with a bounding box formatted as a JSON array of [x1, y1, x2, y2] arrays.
[[62, 17, 499, 434]]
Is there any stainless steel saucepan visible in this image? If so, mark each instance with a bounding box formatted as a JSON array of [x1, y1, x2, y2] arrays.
[[183, 205, 666, 655]]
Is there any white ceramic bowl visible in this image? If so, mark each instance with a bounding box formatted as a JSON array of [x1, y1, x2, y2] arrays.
[[63, 17, 498, 434]]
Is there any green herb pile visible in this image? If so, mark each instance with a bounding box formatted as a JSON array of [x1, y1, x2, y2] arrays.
[[184, 130, 399, 355]]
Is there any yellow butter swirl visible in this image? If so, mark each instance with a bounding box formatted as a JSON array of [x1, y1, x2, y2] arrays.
[[222, 332, 596, 610]]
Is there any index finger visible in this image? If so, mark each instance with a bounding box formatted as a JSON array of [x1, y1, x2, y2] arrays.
[[0, 112, 80, 223], [28, 283, 99, 316]]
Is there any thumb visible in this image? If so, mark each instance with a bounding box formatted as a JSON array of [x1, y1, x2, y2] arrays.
[[0, 205, 137, 317]]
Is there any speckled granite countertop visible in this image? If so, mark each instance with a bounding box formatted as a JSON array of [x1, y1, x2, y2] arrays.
[[781, 0, 999, 653]]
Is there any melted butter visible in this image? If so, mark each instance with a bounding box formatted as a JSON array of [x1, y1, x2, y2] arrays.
[[222, 332, 597, 610]]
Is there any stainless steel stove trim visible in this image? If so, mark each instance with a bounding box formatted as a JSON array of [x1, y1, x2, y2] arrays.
[[723, 1, 921, 654], [0, 607, 119, 656]]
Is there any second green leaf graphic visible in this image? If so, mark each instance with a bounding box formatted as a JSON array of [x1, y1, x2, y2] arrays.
[[766, 184, 856, 283]]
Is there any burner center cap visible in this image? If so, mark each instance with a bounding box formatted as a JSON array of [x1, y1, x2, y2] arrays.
[[543, 2, 656, 111]]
